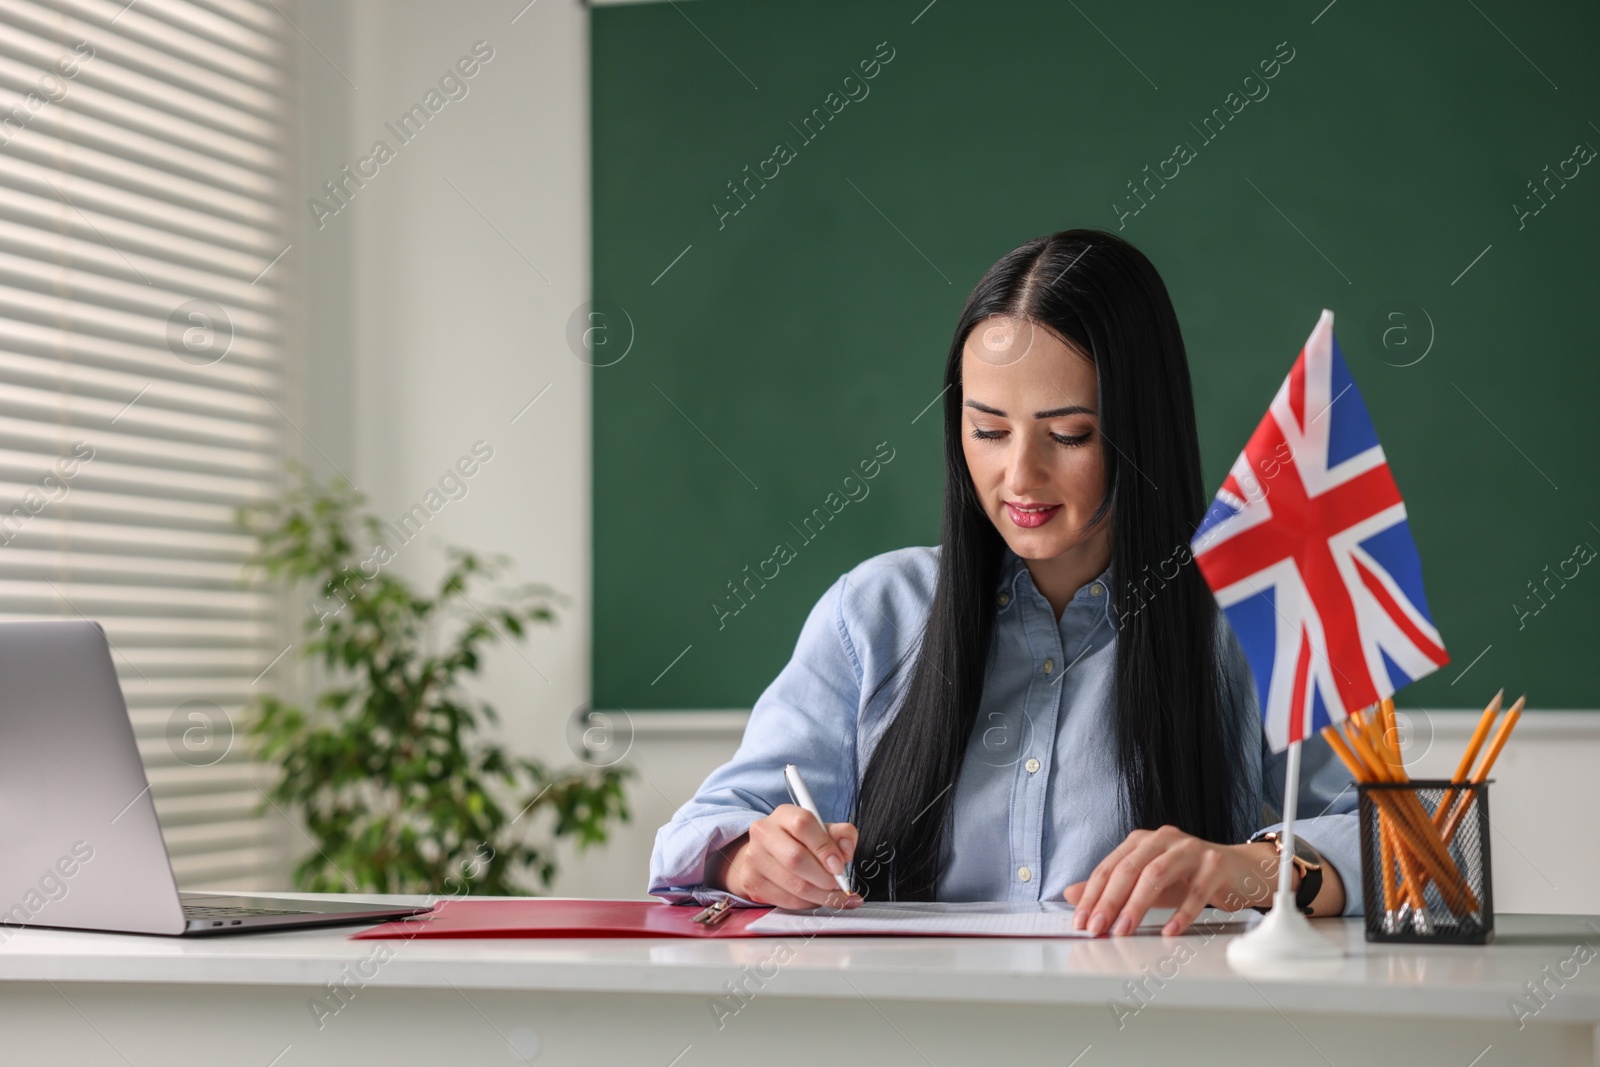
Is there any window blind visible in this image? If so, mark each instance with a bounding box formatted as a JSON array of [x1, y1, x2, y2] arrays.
[[0, 0, 292, 888]]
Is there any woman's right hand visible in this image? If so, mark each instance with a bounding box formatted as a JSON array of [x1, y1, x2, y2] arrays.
[[713, 804, 862, 909]]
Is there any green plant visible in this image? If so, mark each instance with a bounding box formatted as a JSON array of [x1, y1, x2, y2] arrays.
[[239, 468, 628, 895]]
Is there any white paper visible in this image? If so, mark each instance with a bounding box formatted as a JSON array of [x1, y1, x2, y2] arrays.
[[744, 900, 1244, 937]]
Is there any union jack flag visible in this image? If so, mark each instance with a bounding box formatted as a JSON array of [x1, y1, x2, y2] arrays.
[[1192, 310, 1449, 751]]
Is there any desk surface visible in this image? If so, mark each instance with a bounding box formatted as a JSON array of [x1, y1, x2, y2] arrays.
[[2, 898, 1598, 1025]]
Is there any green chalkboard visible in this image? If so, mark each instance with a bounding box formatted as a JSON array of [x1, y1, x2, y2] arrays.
[[592, 0, 1600, 711]]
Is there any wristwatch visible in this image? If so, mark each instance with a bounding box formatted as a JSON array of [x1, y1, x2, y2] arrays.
[[1248, 830, 1324, 915]]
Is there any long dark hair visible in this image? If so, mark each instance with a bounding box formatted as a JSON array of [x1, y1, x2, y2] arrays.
[[852, 229, 1250, 900]]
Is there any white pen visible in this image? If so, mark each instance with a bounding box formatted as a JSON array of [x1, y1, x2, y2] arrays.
[[783, 763, 853, 896]]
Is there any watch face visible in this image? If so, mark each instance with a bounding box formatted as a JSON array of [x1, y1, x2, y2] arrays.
[[1290, 838, 1323, 870]]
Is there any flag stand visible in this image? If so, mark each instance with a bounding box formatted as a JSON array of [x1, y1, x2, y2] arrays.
[[1227, 740, 1344, 964]]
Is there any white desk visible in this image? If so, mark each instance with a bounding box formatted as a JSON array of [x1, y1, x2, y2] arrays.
[[3, 899, 1598, 1067]]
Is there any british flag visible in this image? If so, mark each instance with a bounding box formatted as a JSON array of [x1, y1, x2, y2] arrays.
[[1192, 310, 1449, 751]]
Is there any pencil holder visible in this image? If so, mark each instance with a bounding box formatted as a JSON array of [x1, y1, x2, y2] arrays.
[[1356, 779, 1494, 945]]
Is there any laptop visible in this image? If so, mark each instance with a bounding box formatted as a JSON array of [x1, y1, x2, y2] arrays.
[[0, 620, 431, 936]]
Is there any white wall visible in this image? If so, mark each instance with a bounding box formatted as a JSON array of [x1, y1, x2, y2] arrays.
[[289, 0, 749, 900], [292, 0, 712, 898], [343, 0, 592, 753], [293, 0, 1600, 913]]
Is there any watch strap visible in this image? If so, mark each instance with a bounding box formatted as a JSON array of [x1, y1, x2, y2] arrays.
[[1249, 831, 1323, 915]]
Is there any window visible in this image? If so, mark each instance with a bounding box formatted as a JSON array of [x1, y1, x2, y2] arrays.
[[0, 0, 293, 888]]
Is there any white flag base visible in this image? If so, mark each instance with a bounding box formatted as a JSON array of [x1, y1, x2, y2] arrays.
[[1226, 891, 1343, 965]]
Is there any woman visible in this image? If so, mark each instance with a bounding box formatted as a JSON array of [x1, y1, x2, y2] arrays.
[[648, 229, 1360, 936]]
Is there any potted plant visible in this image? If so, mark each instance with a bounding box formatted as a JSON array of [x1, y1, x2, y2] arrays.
[[239, 469, 628, 894]]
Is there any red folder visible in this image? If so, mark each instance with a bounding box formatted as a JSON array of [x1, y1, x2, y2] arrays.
[[350, 899, 777, 940]]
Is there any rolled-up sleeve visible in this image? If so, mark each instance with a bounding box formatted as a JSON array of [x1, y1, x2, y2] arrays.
[[647, 573, 864, 905]]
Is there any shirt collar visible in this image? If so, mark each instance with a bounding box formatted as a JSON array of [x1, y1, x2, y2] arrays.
[[994, 545, 1116, 623]]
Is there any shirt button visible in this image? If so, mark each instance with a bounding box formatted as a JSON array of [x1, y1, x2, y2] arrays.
[[1090, 582, 1105, 597], [1018, 866, 1032, 882], [1042, 658, 1054, 674], [997, 592, 1010, 607], [1025, 758, 1040, 774]]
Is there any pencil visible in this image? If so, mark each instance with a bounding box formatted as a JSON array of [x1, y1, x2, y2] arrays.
[[1323, 722, 1402, 911], [1471, 694, 1524, 783], [1433, 690, 1503, 831], [1378, 804, 1399, 920], [1342, 716, 1392, 781], [1321, 724, 1367, 779], [1440, 695, 1524, 845], [1379, 698, 1401, 772], [1374, 698, 1405, 921], [1385, 815, 1428, 913], [1370, 701, 1405, 779]]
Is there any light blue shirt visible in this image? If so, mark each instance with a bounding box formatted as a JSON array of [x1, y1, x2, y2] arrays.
[[648, 545, 1362, 915]]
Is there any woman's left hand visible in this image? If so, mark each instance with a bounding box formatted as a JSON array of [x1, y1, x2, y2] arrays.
[[1064, 826, 1320, 937]]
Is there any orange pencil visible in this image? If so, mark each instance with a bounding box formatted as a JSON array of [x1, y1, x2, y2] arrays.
[[1344, 717, 1396, 782], [1434, 690, 1503, 830], [1385, 816, 1428, 913], [1322, 722, 1405, 913], [1375, 700, 1414, 921], [1321, 724, 1368, 780], [1378, 807, 1399, 918], [1441, 695, 1524, 845], [1470, 694, 1524, 782], [1371, 702, 1406, 779], [1379, 698, 1401, 772]]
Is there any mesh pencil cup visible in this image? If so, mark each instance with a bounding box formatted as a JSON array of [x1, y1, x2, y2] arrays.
[[1356, 779, 1494, 945]]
